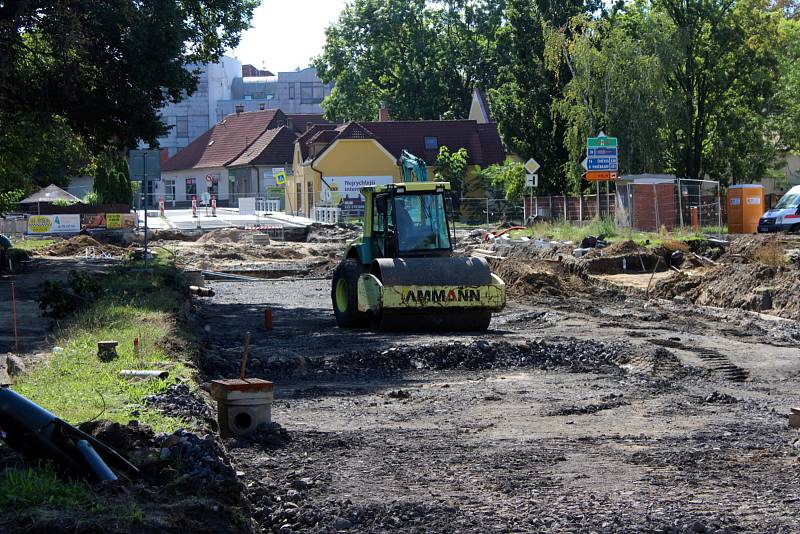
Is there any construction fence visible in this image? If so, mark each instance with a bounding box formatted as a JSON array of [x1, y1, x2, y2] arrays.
[[290, 179, 788, 231]]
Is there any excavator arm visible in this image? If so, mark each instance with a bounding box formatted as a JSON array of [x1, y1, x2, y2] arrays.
[[399, 150, 428, 182]]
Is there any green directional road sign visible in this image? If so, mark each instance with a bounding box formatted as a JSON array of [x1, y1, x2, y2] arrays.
[[587, 136, 618, 148]]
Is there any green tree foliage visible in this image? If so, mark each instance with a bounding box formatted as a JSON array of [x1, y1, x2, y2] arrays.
[[547, 0, 783, 186], [1, 0, 257, 150], [434, 146, 469, 194], [92, 154, 132, 207], [656, 0, 781, 182], [489, 0, 599, 195], [0, 189, 25, 214], [313, 0, 509, 122], [546, 15, 668, 191], [480, 161, 526, 202], [0, 0, 257, 194], [0, 115, 88, 193], [774, 18, 800, 151]]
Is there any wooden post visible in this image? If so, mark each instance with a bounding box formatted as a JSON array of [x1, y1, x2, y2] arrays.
[[579, 195, 583, 221], [11, 282, 18, 353]]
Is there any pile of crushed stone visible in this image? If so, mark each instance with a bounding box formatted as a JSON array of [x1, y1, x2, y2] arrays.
[[144, 383, 213, 420], [40, 235, 129, 257], [254, 338, 632, 377]]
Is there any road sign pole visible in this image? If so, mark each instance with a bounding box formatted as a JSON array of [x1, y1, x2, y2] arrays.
[[596, 181, 600, 218], [143, 152, 148, 268]]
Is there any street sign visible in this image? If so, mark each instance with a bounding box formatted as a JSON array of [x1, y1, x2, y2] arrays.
[[581, 157, 589, 171], [586, 155, 618, 171], [585, 171, 619, 182], [525, 173, 538, 187], [586, 133, 618, 172], [128, 149, 161, 182], [524, 158, 540, 174], [587, 133, 618, 148], [273, 167, 287, 185]]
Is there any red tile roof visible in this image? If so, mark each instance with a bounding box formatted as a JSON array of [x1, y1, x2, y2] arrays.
[[162, 109, 285, 171], [300, 120, 505, 167], [227, 126, 297, 167], [285, 114, 332, 134]]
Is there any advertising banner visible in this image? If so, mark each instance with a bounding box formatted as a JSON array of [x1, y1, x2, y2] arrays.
[[82, 213, 107, 229], [27, 214, 81, 234], [322, 176, 393, 213], [106, 213, 136, 229]]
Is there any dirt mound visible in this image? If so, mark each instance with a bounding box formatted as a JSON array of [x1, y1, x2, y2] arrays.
[[492, 240, 575, 260], [40, 235, 129, 257], [725, 234, 783, 262], [585, 239, 644, 258], [492, 259, 574, 297], [151, 229, 202, 242], [306, 224, 361, 243], [490, 258, 625, 298], [653, 263, 800, 320], [144, 383, 213, 420], [197, 228, 245, 244]]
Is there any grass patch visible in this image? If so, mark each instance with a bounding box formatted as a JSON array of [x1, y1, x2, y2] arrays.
[[0, 465, 90, 510], [509, 218, 727, 247], [14, 259, 194, 433], [10, 238, 55, 251]]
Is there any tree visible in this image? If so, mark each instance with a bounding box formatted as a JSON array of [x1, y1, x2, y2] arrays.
[[656, 0, 781, 181], [314, 0, 447, 121], [774, 17, 800, 151], [546, 13, 669, 190], [489, 0, 599, 195], [435, 146, 469, 195], [482, 160, 526, 201], [92, 154, 132, 206], [313, 0, 509, 122], [0, 1, 257, 151], [0, 115, 88, 193]]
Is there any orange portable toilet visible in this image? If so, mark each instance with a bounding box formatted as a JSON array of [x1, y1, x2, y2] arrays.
[[728, 184, 763, 234]]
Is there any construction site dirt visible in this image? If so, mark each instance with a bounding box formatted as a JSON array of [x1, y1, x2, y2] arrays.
[[5, 231, 800, 532], [195, 262, 800, 532]]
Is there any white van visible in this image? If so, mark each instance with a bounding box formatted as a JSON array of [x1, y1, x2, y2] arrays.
[[758, 185, 800, 233]]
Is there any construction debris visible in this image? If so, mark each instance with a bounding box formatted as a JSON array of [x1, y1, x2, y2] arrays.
[[0, 387, 138, 481]]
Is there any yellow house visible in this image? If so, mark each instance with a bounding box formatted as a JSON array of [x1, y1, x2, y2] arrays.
[[288, 114, 506, 216]]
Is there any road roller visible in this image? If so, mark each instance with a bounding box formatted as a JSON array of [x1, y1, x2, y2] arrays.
[[331, 180, 506, 331]]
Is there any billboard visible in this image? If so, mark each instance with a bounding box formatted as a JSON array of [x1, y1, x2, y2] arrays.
[[27, 215, 81, 234], [322, 176, 393, 212]]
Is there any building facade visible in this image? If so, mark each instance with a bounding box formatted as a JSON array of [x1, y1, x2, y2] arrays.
[[289, 112, 506, 217], [216, 68, 333, 118], [159, 109, 298, 208], [150, 56, 242, 159]]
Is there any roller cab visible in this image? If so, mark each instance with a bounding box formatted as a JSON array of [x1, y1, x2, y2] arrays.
[[331, 180, 506, 332]]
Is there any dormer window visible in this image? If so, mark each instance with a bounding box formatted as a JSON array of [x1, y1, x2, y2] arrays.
[[424, 136, 438, 150]]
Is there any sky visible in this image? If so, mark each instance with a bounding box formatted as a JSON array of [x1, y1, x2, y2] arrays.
[[230, 0, 348, 73]]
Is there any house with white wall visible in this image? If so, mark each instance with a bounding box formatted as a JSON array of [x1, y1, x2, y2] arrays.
[[159, 109, 298, 208]]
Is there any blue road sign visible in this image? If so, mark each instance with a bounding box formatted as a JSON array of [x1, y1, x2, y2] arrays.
[[586, 155, 618, 171], [588, 147, 617, 157]]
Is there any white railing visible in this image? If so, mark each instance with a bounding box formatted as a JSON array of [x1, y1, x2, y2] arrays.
[[312, 207, 342, 224], [257, 199, 281, 213]]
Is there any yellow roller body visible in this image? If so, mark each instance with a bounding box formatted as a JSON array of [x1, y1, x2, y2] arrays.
[[357, 257, 506, 331]]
